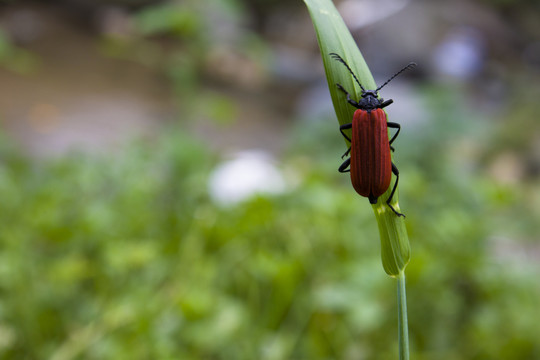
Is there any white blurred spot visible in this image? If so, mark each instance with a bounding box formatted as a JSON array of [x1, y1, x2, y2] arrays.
[[338, 0, 409, 30], [208, 150, 286, 206], [432, 27, 485, 79]]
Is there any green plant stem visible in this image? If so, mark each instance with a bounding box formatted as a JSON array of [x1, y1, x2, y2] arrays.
[[397, 271, 409, 360]]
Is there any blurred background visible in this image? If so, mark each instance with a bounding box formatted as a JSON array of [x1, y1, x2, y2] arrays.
[[0, 0, 539, 358]]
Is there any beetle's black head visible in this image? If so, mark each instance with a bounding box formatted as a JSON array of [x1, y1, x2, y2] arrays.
[[358, 89, 383, 110]]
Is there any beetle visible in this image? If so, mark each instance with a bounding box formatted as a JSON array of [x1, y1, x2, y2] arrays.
[[329, 52, 416, 217]]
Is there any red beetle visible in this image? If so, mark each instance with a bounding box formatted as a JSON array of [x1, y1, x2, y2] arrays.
[[330, 53, 416, 217]]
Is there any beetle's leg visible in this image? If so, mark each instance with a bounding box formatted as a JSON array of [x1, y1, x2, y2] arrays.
[[380, 98, 393, 108], [387, 122, 401, 145], [338, 157, 351, 173], [387, 121, 400, 152], [336, 84, 361, 108], [339, 122, 352, 142], [387, 163, 405, 217], [341, 147, 351, 159]]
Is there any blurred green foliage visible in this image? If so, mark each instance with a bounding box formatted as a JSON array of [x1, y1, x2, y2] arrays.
[[1, 81, 540, 359], [0, 1, 539, 359]]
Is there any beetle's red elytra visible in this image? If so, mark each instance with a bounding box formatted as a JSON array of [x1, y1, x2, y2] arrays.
[[349, 108, 392, 201], [330, 53, 416, 217]]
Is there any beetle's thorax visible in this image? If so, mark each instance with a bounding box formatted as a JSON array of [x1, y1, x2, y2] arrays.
[[358, 90, 383, 112]]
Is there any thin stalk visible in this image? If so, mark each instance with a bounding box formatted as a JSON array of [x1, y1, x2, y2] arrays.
[[397, 271, 409, 360]]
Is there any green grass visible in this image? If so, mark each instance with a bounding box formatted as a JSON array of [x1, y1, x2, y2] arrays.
[[302, 0, 411, 356], [0, 113, 538, 359]]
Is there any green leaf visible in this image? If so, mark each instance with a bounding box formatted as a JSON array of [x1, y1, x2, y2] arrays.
[[304, 0, 410, 276], [373, 201, 410, 276], [304, 0, 375, 132]]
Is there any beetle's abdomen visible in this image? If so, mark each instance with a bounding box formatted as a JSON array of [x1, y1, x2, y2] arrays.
[[349, 108, 392, 201]]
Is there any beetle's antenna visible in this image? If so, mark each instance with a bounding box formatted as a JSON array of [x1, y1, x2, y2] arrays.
[[376, 62, 417, 92], [329, 53, 365, 92]]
